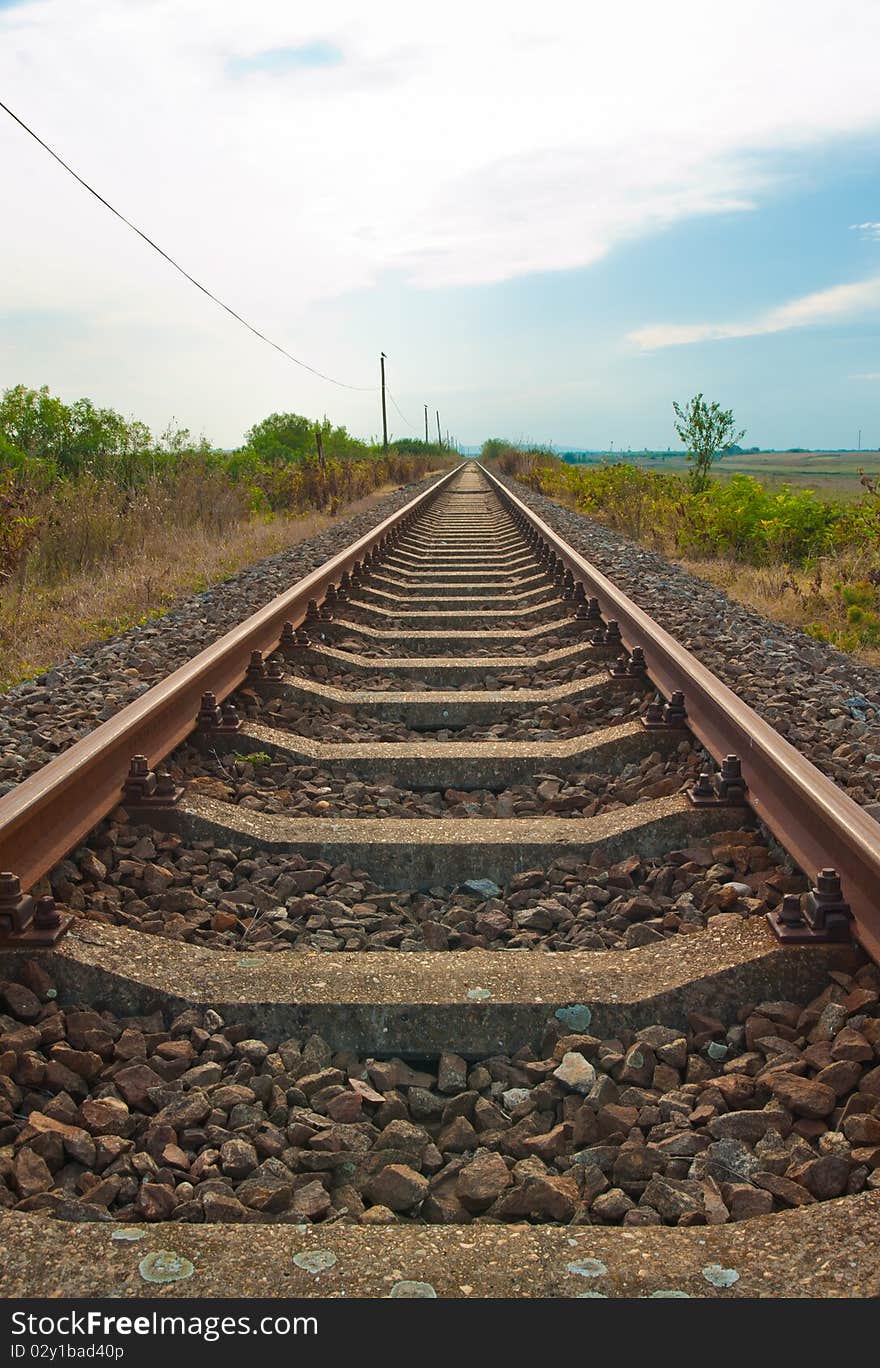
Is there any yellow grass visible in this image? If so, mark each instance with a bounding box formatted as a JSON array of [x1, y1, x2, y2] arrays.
[[0, 483, 404, 688], [676, 555, 880, 667]]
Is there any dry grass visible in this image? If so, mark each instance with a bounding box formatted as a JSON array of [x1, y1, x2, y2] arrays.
[[676, 555, 880, 667], [0, 483, 406, 688]]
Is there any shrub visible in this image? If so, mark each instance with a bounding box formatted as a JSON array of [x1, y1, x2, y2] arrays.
[[0, 384, 448, 595]]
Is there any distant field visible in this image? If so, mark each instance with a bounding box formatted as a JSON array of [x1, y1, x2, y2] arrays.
[[563, 450, 880, 499]]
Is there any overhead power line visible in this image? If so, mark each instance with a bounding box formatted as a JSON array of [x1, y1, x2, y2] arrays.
[[385, 386, 417, 430], [0, 97, 374, 391]]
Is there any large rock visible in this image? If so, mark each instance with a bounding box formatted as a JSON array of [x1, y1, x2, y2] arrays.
[[78, 1098, 133, 1137], [134, 1183, 177, 1220], [699, 1138, 762, 1183], [365, 1164, 429, 1212], [1, 983, 42, 1023], [612, 1145, 666, 1190], [591, 1187, 635, 1221], [725, 1184, 774, 1220], [202, 1191, 250, 1222], [13, 1148, 54, 1198], [494, 1173, 579, 1222], [640, 1175, 704, 1224], [707, 1110, 780, 1143], [456, 1151, 512, 1212], [437, 1052, 468, 1094], [220, 1138, 258, 1179], [769, 1074, 836, 1118], [788, 1154, 851, 1200], [552, 1052, 596, 1094], [113, 1063, 164, 1110], [290, 1180, 332, 1220], [21, 1112, 96, 1167]]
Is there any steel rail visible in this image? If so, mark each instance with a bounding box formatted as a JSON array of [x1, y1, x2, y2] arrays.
[[0, 466, 460, 893], [481, 462, 880, 964]]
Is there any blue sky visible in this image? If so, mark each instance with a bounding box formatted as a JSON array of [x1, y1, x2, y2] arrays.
[[226, 42, 342, 78], [1, 1, 879, 452]]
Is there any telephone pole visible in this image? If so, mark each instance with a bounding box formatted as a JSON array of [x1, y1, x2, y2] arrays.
[[380, 352, 388, 454], [424, 404, 429, 444], [436, 409, 442, 445]]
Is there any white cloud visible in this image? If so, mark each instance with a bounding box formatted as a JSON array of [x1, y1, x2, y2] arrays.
[[851, 372, 880, 380], [629, 274, 880, 349], [2, 0, 880, 437], [851, 222, 880, 239]]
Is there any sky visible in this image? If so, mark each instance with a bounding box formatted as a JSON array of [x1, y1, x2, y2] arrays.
[[1, 1, 880, 451]]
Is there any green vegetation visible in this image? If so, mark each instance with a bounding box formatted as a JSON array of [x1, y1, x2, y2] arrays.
[[0, 384, 447, 587], [672, 392, 744, 493], [0, 383, 450, 685], [485, 439, 880, 658], [560, 446, 880, 498]]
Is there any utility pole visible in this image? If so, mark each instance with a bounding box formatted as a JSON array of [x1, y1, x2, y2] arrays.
[[424, 405, 429, 444], [380, 352, 388, 454], [436, 409, 442, 445]]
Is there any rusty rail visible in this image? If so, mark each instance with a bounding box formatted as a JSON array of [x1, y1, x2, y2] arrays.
[[482, 462, 880, 965], [0, 467, 459, 899]]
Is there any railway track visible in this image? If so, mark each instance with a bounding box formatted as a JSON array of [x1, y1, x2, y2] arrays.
[[1, 460, 879, 1299]]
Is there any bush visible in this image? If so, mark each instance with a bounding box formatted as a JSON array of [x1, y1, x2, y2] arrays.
[[0, 384, 448, 593], [488, 445, 864, 568], [0, 473, 40, 584]]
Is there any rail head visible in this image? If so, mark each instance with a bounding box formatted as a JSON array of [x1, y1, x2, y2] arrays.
[[480, 461, 880, 964]]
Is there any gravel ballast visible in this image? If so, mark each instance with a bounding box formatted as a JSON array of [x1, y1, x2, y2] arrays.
[[176, 736, 702, 820], [50, 821, 795, 953], [2, 957, 878, 1229]]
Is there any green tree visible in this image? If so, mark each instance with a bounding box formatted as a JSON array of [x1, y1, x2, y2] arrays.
[[243, 412, 318, 464], [672, 393, 745, 493], [0, 384, 71, 465], [0, 384, 155, 480]]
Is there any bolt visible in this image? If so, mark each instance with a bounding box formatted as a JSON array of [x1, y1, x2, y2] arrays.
[[644, 697, 665, 726], [196, 692, 222, 730], [0, 871, 22, 903], [717, 754, 747, 801], [34, 895, 61, 930], [220, 700, 240, 730], [154, 769, 179, 804], [664, 690, 687, 726], [691, 771, 716, 800], [816, 868, 843, 897], [779, 893, 805, 926], [246, 651, 266, 679]]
